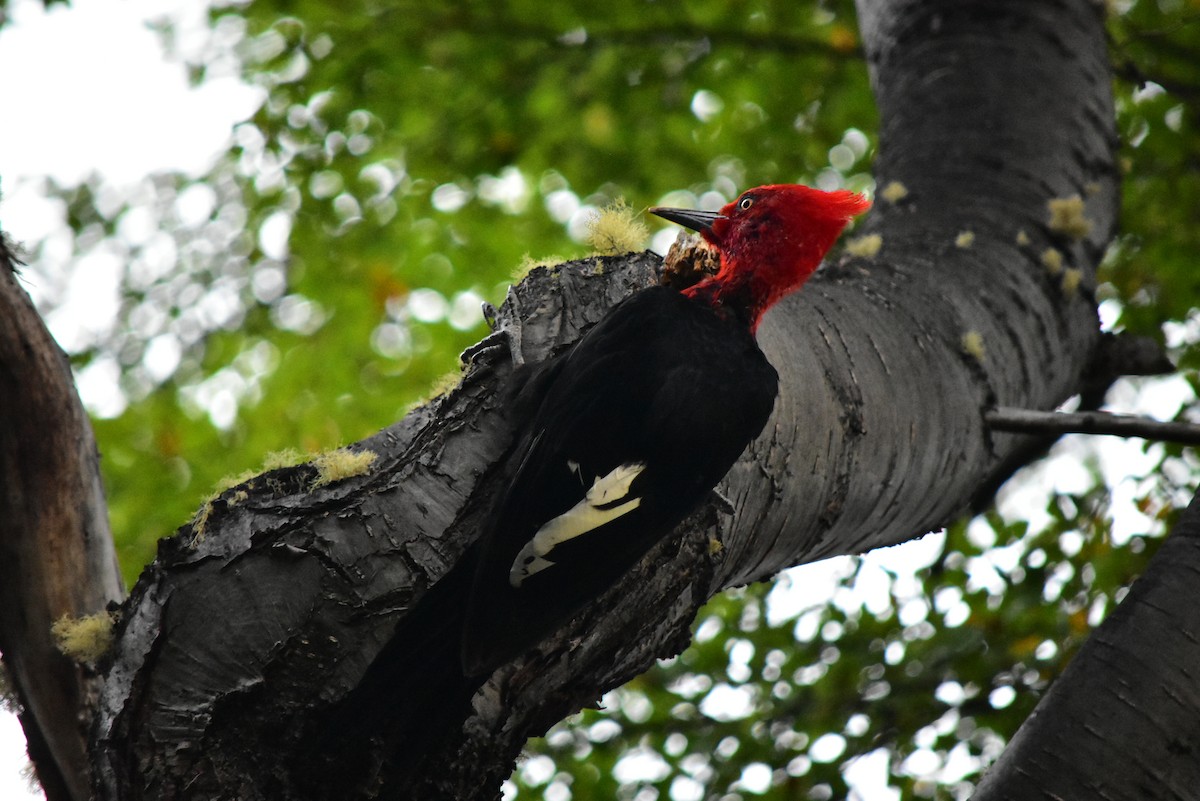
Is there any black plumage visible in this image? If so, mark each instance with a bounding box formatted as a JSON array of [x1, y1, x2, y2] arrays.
[[462, 285, 778, 674], [312, 285, 777, 778]]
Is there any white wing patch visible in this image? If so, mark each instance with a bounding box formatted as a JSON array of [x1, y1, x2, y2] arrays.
[[509, 462, 647, 588]]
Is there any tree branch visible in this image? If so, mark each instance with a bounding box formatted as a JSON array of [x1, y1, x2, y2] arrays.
[[90, 1, 1122, 798], [986, 406, 1200, 446], [0, 235, 125, 801]]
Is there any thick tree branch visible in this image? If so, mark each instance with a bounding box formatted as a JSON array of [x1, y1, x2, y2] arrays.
[[91, 1, 1127, 799], [0, 236, 125, 801], [987, 406, 1200, 446]]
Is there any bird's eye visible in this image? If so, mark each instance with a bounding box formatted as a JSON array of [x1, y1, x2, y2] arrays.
[[738, 196, 754, 211]]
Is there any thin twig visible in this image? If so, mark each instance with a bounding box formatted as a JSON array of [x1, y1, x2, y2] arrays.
[[986, 407, 1200, 446]]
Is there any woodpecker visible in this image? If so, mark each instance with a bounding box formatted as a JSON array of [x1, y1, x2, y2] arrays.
[[461, 184, 870, 674], [313, 185, 869, 785]]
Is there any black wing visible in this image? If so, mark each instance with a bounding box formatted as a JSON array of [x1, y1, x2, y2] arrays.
[[462, 287, 777, 674]]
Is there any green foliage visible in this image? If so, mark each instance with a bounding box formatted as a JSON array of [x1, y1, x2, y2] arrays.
[[521, 485, 1167, 799], [12, 0, 1200, 795], [1104, 2, 1200, 340]]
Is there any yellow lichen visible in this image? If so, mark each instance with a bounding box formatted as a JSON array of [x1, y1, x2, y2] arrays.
[[1041, 247, 1064, 275], [880, 181, 909, 203], [844, 233, 883, 258], [406, 369, 467, 414], [1061, 267, 1083, 297], [513, 253, 565, 281], [312, 448, 379, 487], [1047, 194, 1092, 240], [708, 537, 724, 555], [961, 331, 986, 362], [213, 469, 258, 495], [427, 369, 463, 400], [188, 468, 260, 534], [190, 499, 215, 542], [52, 612, 115, 663], [186, 446, 330, 543], [585, 198, 649, 255], [955, 231, 975, 249], [1015, 229, 1031, 247], [262, 448, 306, 471]]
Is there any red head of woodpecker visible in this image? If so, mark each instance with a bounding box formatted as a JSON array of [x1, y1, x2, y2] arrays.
[[651, 184, 870, 331]]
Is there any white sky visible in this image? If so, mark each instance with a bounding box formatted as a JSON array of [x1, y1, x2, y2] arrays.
[[0, 1, 1193, 798], [0, 0, 259, 188]]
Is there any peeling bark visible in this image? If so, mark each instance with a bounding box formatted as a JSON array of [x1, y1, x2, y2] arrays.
[[0, 238, 125, 801], [85, 1, 1123, 798]]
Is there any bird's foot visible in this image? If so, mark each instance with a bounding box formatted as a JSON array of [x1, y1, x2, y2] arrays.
[[460, 289, 526, 369]]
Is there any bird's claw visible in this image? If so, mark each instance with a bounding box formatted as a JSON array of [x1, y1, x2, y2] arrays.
[[460, 290, 526, 368], [482, 301, 500, 331]]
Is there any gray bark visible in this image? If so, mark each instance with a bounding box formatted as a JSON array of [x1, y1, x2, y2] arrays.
[[0, 237, 125, 801], [88, 1, 1123, 798]]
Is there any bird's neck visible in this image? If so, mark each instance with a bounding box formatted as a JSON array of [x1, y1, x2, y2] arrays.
[[682, 275, 764, 331], [682, 225, 843, 332], [682, 255, 820, 334]]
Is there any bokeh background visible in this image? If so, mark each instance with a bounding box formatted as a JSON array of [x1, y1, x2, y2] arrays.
[[1, 0, 1198, 798]]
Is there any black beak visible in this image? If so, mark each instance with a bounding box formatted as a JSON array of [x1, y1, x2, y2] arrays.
[[648, 207, 726, 235]]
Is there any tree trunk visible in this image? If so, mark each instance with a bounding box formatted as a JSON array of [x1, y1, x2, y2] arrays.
[[0, 238, 125, 801], [972, 485, 1200, 801], [0, 0, 1148, 799], [82, 1, 1124, 798]]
